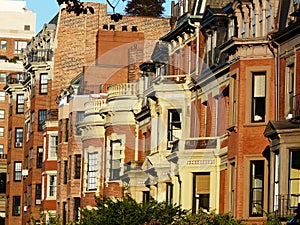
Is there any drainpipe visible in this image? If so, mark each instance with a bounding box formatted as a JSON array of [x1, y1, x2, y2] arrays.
[[268, 35, 280, 121], [175, 174, 182, 206]]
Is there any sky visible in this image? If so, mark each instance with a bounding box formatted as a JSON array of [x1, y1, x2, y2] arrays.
[[25, 0, 172, 33]]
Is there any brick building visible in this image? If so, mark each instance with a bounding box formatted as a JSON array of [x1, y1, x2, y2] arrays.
[[0, 0, 36, 224], [57, 20, 170, 225]]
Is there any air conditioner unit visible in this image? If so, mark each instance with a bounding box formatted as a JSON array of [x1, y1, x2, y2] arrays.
[[24, 206, 27, 211], [22, 169, 28, 176], [36, 199, 41, 205], [15, 142, 22, 147]]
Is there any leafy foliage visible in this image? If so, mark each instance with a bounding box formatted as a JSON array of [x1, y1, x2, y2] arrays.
[[79, 194, 186, 225], [125, 0, 165, 17], [56, 0, 94, 16], [30, 210, 62, 225]]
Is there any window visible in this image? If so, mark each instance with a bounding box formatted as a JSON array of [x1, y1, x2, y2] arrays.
[[15, 128, 23, 147], [38, 110, 46, 131], [249, 160, 264, 216], [168, 109, 182, 141], [252, 8, 256, 37], [266, 1, 271, 33], [230, 74, 238, 126], [87, 152, 98, 190], [74, 197, 81, 221], [59, 120, 63, 142], [0, 145, 3, 154], [35, 184, 41, 205], [0, 127, 4, 137], [76, 111, 84, 135], [48, 175, 56, 197], [40, 73, 48, 94], [241, 20, 246, 38], [192, 173, 210, 213], [0, 92, 5, 101], [289, 150, 300, 208], [16, 94, 24, 114], [14, 40, 27, 54], [252, 73, 266, 122], [49, 135, 58, 159], [110, 141, 121, 180], [74, 154, 81, 179], [230, 162, 236, 216], [143, 191, 150, 203], [0, 173, 6, 193], [8, 129, 11, 149], [37, 147, 43, 168], [26, 121, 30, 141], [63, 161, 68, 184], [12, 196, 21, 216], [0, 40, 6, 51], [274, 152, 280, 212], [0, 110, 4, 119], [29, 148, 33, 169], [24, 25, 30, 31], [287, 65, 295, 114], [65, 118, 69, 142], [14, 162, 22, 181], [166, 183, 173, 205], [0, 73, 6, 82]]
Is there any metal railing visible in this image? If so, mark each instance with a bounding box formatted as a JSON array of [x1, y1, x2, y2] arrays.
[[6, 72, 29, 85], [28, 49, 53, 62], [293, 94, 300, 118]]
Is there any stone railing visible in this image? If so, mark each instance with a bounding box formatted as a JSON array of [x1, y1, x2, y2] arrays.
[[184, 134, 228, 150], [84, 98, 107, 115], [107, 83, 137, 100]]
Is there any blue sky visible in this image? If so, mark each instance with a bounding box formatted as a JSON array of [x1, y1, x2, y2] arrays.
[[26, 0, 172, 33]]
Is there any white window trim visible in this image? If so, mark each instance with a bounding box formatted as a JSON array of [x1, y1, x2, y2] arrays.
[[83, 146, 101, 193], [45, 171, 57, 200]]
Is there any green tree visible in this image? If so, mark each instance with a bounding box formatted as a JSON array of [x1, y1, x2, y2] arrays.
[[125, 0, 165, 17], [79, 194, 186, 225]]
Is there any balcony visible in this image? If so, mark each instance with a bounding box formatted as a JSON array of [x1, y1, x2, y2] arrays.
[[47, 109, 58, 121], [6, 72, 29, 85], [274, 194, 296, 218], [84, 98, 107, 115], [107, 83, 137, 100], [27, 49, 53, 63]]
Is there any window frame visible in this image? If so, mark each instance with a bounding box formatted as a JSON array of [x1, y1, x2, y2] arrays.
[[192, 172, 210, 213], [288, 150, 300, 208], [74, 154, 81, 179], [14, 40, 27, 54], [16, 94, 24, 114], [47, 174, 57, 198], [15, 128, 23, 148], [14, 161, 22, 182], [12, 196, 21, 216], [36, 147, 43, 168], [87, 152, 98, 191], [249, 160, 264, 217], [49, 135, 58, 159], [38, 110, 46, 131], [0, 40, 7, 51], [167, 109, 182, 142], [40, 73, 48, 94], [0, 110, 4, 119]]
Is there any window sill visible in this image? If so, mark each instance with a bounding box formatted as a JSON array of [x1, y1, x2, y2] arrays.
[[243, 122, 267, 127]]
